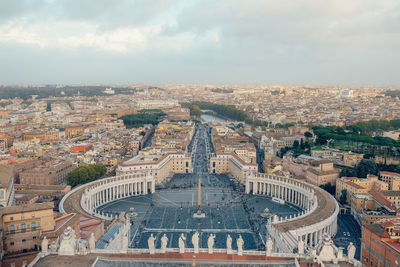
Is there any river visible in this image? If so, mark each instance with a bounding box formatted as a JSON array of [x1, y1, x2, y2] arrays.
[[200, 113, 226, 123]]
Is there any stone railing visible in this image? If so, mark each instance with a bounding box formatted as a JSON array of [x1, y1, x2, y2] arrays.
[[246, 173, 317, 222], [59, 173, 156, 220], [246, 173, 339, 252]]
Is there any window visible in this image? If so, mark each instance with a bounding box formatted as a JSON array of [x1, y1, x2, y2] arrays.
[[21, 222, 26, 233], [10, 224, 15, 234], [10, 216, 13, 221], [31, 221, 36, 230], [387, 259, 391, 267], [10, 242, 14, 246], [33, 236, 37, 239], [22, 239, 26, 243]]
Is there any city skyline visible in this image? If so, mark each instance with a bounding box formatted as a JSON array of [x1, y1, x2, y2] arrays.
[[1, 0, 400, 85]]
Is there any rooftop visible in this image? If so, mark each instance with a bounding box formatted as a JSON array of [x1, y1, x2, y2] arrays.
[[380, 191, 400, 197], [274, 182, 337, 232], [0, 164, 14, 188], [0, 202, 54, 217]]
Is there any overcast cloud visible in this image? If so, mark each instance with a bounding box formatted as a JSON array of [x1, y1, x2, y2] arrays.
[[0, 0, 399, 85]]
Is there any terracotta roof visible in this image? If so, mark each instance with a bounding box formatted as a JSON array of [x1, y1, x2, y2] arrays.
[[345, 181, 365, 190], [369, 191, 396, 211], [0, 202, 54, 216], [306, 167, 340, 175], [365, 223, 386, 237], [380, 171, 400, 176], [380, 191, 400, 197], [0, 164, 14, 188]]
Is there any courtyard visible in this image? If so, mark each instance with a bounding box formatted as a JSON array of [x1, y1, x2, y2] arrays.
[[97, 173, 302, 251]]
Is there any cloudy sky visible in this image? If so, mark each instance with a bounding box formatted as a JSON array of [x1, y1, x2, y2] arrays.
[[0, 0, 399, 85]]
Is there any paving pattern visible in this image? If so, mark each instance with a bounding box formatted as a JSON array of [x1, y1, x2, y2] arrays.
[[97, 174, 302, 250]]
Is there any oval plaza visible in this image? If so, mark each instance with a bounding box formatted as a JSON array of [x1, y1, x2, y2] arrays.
[[58, 122, 356, 265]]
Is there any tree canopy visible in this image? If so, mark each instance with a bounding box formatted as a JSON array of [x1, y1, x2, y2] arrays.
[[67, 164, 107, 187], [340, 189, 348, 205], [312, 125, 400, 148], [355, 159, 380, 178], [119, 110, 166, 129]]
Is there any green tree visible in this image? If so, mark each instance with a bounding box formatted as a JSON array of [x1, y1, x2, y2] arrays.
[[320, 182, 335, 195], [191, 105, 202, 116], [340, 189, 348, 204], [355, 159, 380, 178], [340, 168, 356, 177], [300, 138, 305, 150], [293, 140, 299, 148], [304, 131, 313, 139], [67, 164, 107, 187]]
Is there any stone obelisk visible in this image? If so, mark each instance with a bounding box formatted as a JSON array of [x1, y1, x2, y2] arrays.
[[193, 178, 206, 218]]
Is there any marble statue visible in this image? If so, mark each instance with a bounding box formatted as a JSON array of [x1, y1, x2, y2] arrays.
[[70, 227, 77, 241], [77, 239, 88, 255], [226, 234, 233, 254], [347, 242, 356, 260], [192, 232, 200, 254], [119, 212, 126, 222], [298, 239, 304, 254], [161, 234, 168, 253], [178, 233, 186, 253], [148, 234, 156, 254], [207, 234, 215, 254], [122, 233, 129, 251], [41, 236, 48, 253], [337, 248, 343, 259], [58, 226, 77, 256], [237, 235, 244, 256], [266, 237, 273, 256], [88, 232, 96, 252], [50, 241, 58, 253]]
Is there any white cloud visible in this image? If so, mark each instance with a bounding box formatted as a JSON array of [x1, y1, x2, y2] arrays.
[[0, 20, 201, 53], [0, 0, 399, 84]]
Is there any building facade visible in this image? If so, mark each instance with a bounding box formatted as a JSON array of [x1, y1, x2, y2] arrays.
[[0, 165, 15, 207], [19, 161, 74, 185]]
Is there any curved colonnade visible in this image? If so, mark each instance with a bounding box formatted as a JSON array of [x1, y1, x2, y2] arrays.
[[60, 171, 338, 254], [59, 173, 156, 221], [246, 173, 339, 252]]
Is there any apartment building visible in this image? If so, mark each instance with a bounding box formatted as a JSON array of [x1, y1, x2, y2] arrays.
[[23, 129, 59, 142], [117, 148, 193, 184], [361, 218, 400, 267], [0, 165, 15, 207], [209, 153, 258, 183], [380, 171, 400, 190], [0, 202, 55, 266], [65, 124, 85, 138], [19, 161, 74, 185], [336, 175, 388, 205]]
